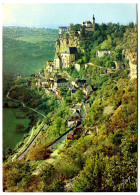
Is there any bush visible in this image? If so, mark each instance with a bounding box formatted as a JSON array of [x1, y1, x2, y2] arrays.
[[74, 90, 83, 102], [27, 144, 47, 160]]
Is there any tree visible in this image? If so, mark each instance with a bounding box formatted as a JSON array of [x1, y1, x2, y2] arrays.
[[66, 96, 72, 105], [115, 48, 122, 61], [105, 60, 115, 68], [69, 24, 81, 31], [16, 123, 25, 133], [74, 90, 83, 102], [66, 90, 71, 97], [6, 148, 13, 155], [81, 27, 85, 37], [59, 87, 67, 97], [73, 154, 104, 192], [53, 117, 64, 135], [128, 22, 134, 28], [3, 161, 31, 192], [100, 40, 111, 50], [28, 144, 47, 160], [42, 178, 65, 192]]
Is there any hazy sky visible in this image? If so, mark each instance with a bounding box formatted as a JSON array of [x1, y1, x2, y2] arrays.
[[2, 3, 137, 28]]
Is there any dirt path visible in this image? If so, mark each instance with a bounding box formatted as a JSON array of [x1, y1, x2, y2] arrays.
[[7, 90, 45, 117]]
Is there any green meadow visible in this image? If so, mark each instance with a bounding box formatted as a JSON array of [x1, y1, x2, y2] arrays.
[[3, 108, 30, 155], [3, 27, 58, 155]]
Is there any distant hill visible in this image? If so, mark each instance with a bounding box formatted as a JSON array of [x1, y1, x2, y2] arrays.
[[3, 27, 58, 78]]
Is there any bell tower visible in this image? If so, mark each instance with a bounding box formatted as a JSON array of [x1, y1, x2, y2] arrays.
[[92, 14, 95, 30]]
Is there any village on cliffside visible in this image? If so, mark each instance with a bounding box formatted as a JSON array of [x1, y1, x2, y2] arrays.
[[24, 15, 137, 105], [3, 13, 137, 192]]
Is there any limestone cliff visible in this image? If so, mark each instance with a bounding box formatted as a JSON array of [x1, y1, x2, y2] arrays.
[[125, 50, 137, 80], [55, 32, 80, 54], [123, 28, 137, 80]]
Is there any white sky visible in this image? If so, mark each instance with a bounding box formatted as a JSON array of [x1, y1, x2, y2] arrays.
[[2, 2, 137, 28]]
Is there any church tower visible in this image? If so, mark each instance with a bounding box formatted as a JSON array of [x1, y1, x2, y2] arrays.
[[92, 14, 95, 30]]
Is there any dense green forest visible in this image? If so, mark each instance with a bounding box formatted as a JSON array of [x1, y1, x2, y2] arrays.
[[3, 27, 58, 77], [3, 23, 137, 192], [3, 27, 58, 156]]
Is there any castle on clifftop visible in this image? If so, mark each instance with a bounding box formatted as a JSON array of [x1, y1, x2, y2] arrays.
[[59, 15, 95, 35], [45, 15, 95, 71]]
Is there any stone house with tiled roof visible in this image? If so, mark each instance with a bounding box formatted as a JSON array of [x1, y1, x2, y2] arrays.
[[53, 78, 68, 89], [68, 116, 81, 127]]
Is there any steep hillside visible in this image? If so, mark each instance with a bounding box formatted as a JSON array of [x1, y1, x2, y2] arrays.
[[3, 27, 58, 78], [3, 23, 137, 192]]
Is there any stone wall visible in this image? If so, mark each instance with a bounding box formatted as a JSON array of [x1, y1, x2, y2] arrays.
[[96, 50, 111, 58], [74, 63, 81, 72]]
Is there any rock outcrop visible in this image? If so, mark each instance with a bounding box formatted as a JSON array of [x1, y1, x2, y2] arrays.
[[56, 32, 80, 54], [125, 50, 137, 80]]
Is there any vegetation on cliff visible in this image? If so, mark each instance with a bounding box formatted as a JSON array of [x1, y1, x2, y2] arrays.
[[3, 23, 137, 192]]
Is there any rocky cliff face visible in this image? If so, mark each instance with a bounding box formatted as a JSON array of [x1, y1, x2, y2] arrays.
[[123, 27, 137, 80], [125, 50, 137, 80], [55, 32, 80, 54]]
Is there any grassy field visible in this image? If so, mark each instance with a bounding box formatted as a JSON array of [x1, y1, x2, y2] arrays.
[[3, 108, 30, 155], [3, 27, 58, 155]]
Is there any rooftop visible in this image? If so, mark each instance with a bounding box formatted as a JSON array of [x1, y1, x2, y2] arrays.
[[75, 79, 86, 84], [55, 78, 68, 83]]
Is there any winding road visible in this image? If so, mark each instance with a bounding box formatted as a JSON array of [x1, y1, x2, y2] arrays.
[[6, 90, 45, 117], [6, 89, 45, 161], [6, 89, 75, 162], [6, 88, 83, 163]]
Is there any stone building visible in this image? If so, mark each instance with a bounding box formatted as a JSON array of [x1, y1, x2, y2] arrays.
[[46, 15, 95, 72], [46, 60, 54, 72], [82, 15, 95, 32], [68, 116, 81, 127], [53, 78, 68, 89], [55, 32, 80, 54], [75, 79, 86, 87], [54, 53, 61, 69], [61, 47, 77, 68], [54, 47, 77, 69], [74, 63, 81, 72], [96, 50, 111, 58], [71, 87, 78, 96], [59, 26, 69, 34]]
